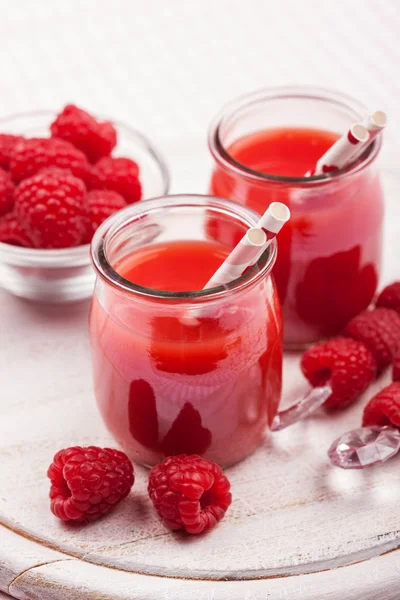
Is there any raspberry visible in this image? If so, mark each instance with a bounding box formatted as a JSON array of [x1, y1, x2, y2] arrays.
[[363, 382, 400, 428], [301, 337, 376, 409], [9, 137, 90, 183], [51, 104, 117, 163], [48, 446, 134, 522], [0, 213, 31, 247], [0, 134, 24, 170], [393, 353, 400, 381], [83, 190, 126, 242], [376, 282, 400, 314], [0, 168, 14, 216], [14, 169, 87, 248], [344, 308, 400, 370], [148, 455, 232, 534], [89, 157, 141, 204]]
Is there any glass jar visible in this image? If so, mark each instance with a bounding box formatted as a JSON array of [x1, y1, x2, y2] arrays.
[[208, 86, 384, 348], [90, 195, 282, 468]]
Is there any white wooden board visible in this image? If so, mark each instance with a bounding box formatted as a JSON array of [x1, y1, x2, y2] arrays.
[[1, 155, 400, 598]]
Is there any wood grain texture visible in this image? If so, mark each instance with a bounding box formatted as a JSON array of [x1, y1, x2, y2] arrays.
[[7, 549, 400, 600], [0, 161, 399, 598], [0, 526, 72, 596]]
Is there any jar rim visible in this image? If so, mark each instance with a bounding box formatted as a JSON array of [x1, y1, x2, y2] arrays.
[[208, 85, 382, 185], [90, 194, 278, 302]]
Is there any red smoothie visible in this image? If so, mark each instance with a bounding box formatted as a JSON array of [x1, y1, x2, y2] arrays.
[[210, 127, 384, 346], [90, 239, 282, 467]]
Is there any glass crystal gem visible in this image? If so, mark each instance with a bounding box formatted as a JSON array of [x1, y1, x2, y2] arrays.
[[328, 426, 400, 469], [271, 384, 332, 431]]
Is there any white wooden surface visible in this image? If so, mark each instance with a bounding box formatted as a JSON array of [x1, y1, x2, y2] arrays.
[[0, 150, 400, 598]]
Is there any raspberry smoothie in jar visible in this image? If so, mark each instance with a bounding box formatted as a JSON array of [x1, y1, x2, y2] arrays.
[[208, 86, 384, 348], [90, 195, 282, 468]]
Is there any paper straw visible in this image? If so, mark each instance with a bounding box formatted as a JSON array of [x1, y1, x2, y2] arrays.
[[204, 202, 290, 290], [306, 123, 369, 177], [257, 202, 291, 239], [203, 227, 266, 289], [361, 110, 387, 143]]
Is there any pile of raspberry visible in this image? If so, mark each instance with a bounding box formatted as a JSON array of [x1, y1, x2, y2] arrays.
[[0, 105, 142, 249], [301, 281, 400, 427], [47, 449, 232, 535]]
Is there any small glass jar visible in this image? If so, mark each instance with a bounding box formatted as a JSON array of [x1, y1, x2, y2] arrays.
[[90, 195, 282, 468], [208, 86, 384, 348]]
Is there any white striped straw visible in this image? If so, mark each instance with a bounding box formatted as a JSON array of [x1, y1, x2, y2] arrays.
[[203, 202, 290, 290], [306, 123, 369, 177], [203, 228, 266, 289], [361, 110, 387, 144], [257, 202, 291, 238]]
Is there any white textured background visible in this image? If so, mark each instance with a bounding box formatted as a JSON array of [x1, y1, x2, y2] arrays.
[[0, 0, 398, 178], [0, 3, 399, 598]]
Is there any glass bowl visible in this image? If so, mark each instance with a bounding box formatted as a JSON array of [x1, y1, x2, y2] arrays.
[[0, 111, 170, 302]]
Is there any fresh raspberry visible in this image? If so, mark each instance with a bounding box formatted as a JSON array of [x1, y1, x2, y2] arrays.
[[14, 169, 87, 248], [0, 213, 31, 247], [0, 168, 14, 216], [51, 104, 117, 163], [148, 455, 232, 535], [344, 308, 400, 370], [393, 353, 400, 381], [376, 282, 400, 314], [83, 190, 126, 242], [363, 382, 400, 428], [9, 137, 90, 183], [89, 157, 142, 204], [48, 446, 134, 523], [0, 134, 24, 170], [301, 337, 376, 409]]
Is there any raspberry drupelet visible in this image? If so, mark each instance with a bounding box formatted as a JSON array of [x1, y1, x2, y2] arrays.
[[148, 455, 232, 535], [48, 446, 134, 522]]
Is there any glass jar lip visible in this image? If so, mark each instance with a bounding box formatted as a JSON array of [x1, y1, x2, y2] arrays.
[[90, 194, 277, 302], [208, 85, 382, 185]]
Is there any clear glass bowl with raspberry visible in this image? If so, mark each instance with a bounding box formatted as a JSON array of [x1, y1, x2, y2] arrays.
[[0, 110, 170, 302]]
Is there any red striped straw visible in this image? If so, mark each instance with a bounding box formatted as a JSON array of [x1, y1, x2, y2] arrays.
[[361, 110, 387, 144], [204, 202, 290, 290], [306, 123, 369, 177], [203, 228, 267, 289], [257, 202, 291, 239]]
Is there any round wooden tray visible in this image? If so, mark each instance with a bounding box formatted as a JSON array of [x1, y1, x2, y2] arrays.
[[1, 159, 399, 599]]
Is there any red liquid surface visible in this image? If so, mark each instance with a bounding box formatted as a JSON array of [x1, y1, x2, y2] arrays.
[[210, 127, 384, 346], [117, 239, 229, 292], [90, 240, 282, 467]]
